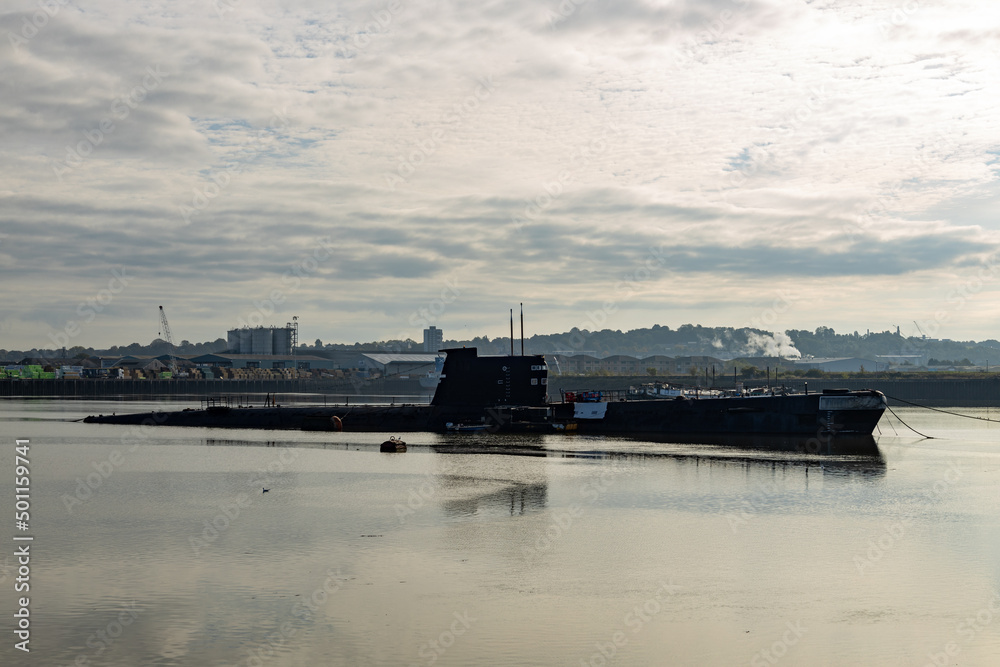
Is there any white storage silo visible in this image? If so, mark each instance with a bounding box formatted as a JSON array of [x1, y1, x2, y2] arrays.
[[238, 328, 253, 354], [251, 327, 272, 355], [272, 327, 292, 356]]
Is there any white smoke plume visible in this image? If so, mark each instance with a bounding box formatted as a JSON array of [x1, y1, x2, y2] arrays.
[[742, 331, 801, 359]]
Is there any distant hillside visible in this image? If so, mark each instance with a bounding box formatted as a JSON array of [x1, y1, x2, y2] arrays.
[[9, 324, 1000, 367], [2, 338, 229, 361], [304, 324, 1000, 366], [438, 326, 1000, 366]]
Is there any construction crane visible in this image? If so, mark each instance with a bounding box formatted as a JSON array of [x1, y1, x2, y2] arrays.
[[158, 306, 178, 377], [913, 320, 927, 340]]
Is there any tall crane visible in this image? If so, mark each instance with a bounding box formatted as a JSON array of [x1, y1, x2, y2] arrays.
[[913, 320, 927, 340], [158, 306, 178, 376]]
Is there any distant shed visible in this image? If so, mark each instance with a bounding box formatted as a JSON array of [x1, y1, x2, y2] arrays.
[[188, 353, 333, 370], [793, 357, 881, 372], [358, 353, 440, 377]]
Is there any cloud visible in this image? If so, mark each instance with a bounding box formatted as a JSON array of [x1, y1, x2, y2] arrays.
[[3, 0, 1000, 349]]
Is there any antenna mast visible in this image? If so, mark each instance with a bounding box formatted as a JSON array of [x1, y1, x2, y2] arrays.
[[520, 303, 524, 356], [510, 309, 514, 356]]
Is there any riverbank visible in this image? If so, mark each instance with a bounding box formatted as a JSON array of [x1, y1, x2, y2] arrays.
[[5, 375, 1000, 406], [0, 376, 431, 400]]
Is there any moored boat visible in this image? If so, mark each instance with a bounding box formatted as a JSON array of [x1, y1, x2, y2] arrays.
[[84, 347, 886, 439]]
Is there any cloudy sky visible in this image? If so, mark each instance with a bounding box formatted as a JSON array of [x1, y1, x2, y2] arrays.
[[3, 0, 1000, 350]]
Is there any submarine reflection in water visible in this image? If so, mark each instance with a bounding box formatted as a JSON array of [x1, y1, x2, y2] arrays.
[[204, 432, 885, 476], [440, 483, 549, 519], [432, 433, 884, 470], [423, 435, 886, 523]]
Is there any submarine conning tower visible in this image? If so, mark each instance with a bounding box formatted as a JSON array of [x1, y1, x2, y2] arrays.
[[430, 348, 548, 407]]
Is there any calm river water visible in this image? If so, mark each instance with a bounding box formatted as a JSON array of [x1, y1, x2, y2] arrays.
[[1, 399, 1000, 666]]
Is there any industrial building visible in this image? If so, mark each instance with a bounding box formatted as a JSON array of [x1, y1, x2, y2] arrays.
[[227, 323, 298, 355], [358, 353, 440, 377], [189, 353, 333, 370], [113, 355, 173, 372], [793, 357, 883, 373], [19, 356, 99, 369], [670, 356, 727, 374]]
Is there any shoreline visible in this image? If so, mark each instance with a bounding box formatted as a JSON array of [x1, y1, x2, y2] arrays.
[[3, 375, 1000, 407]]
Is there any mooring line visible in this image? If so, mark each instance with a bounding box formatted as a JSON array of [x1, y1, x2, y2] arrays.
[[885, 395, 1000, 424], [884, 403, 935, 439]]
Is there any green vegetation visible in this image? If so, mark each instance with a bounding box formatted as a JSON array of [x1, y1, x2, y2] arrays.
[[927, 358, 973, 366]]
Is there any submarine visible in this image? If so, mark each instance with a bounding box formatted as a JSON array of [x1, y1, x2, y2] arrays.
[[84, 347, 886, 439]]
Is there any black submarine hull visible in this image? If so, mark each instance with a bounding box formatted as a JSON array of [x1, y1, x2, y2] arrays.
[[83, 390, 885, 438], [83, 405, 435, 432], [558, 390, 886, 437], [83, 348, 885, 439]]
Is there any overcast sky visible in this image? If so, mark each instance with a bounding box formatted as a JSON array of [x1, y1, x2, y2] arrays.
[[2, 0, 1000, 350]]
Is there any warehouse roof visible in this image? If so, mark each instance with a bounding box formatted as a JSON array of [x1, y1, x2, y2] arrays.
[[360, 353, 440, 365], [190, 353, 328, 362]]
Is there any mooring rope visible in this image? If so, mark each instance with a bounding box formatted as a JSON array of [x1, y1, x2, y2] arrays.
[[885, 395, 1000, 424], [883, 403, 935, 439]]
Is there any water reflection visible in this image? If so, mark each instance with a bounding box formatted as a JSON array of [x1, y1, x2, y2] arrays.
[[440, 482, 549, 519], [434, 434, 885, 476], [25, 403, 982, 667], [618, 432, 883, 455], [203, 433, 886, 479]]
